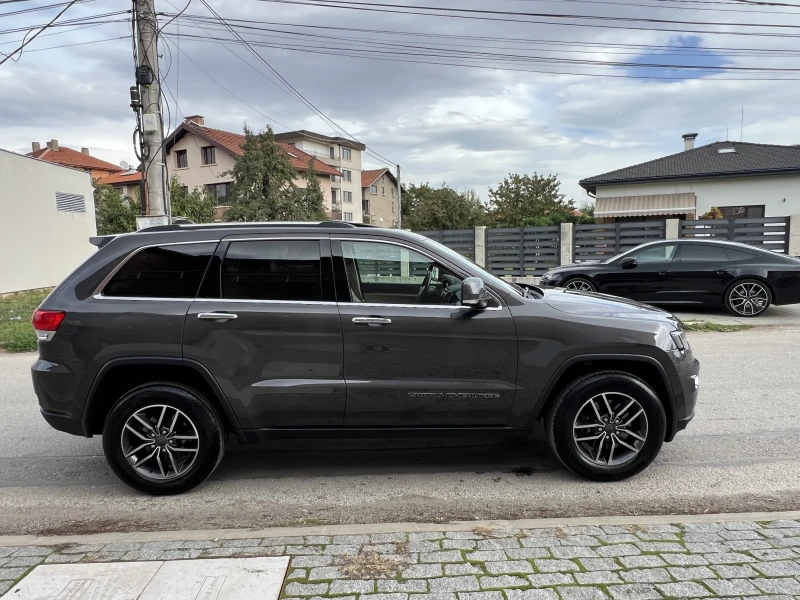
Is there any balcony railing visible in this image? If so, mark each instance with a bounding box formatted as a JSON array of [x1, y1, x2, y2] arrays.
[[302, 149, 338, 160]]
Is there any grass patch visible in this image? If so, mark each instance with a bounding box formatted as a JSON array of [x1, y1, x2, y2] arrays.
[[0, 288, 51, 353], [683, 320, 752, 333], [339, 550, 405, 579]]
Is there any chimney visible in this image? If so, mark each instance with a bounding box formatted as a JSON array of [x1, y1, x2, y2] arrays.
[[185, 115, 205, 126], [682, 132, 698, 151], [31, 142, 41, 152], [81, 147, 90, 155], [46, 139, 59, 151]]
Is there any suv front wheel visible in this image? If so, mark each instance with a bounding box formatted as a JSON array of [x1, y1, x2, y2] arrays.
[[546, 371, 666, 481], [102, 383, 226, 495]]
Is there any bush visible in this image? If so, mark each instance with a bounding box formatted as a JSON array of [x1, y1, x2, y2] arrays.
[[0, 288, 52, 353]]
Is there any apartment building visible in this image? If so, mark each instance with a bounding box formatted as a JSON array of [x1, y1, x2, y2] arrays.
[[274, 130, 366, 223], [361, 168, 400, 228], [164, 117, 343, 220]]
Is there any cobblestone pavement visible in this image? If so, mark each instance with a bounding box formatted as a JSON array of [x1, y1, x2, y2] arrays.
[[3, 518, 800, 598]]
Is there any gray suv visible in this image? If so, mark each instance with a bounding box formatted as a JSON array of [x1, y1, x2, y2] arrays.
[[32, 222, 699, 495]]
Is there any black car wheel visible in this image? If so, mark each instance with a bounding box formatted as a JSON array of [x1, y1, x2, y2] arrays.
[[562, 277, 596, 293], [103, 383, 225, 495], [725, 279, 772, 317], [545, 371, 666, 481]]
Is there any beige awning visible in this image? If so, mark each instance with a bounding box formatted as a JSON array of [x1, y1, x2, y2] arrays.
[[595, 193, 696, 217]]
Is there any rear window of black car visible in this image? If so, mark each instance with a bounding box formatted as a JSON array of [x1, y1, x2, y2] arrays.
[[678, 244, 729, 262], [103, 243, 217, 298], [723, 248, 758, 261]]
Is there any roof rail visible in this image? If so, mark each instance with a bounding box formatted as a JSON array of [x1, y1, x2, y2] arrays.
[[137, 221, 375, 233]]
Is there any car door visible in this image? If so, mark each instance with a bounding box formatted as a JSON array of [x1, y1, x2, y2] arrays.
[[183, 235, 346, 429], [332, 237, 518, 427], [667, 243, 733, 305], [601, 243, 680, 302]]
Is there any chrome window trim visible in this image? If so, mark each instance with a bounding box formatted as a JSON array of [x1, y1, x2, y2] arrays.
[[89, 296, 498, 310], [193, 298, 336, 306], [93, 240, 221, 298], [333, 236, 505, 310], [221, 236, 326, 242]]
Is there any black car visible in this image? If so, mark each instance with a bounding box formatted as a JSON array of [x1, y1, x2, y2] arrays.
[[539, 239, 800, 317], [32, 222, 699, 494]]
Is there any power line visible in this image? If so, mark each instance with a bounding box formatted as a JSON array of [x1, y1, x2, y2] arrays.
[[0, 0, 79, 65]]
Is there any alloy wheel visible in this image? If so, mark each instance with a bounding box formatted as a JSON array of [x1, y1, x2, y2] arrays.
[[120, 404, 200, 481], [572, 392, 649, 466], [729, 282, 769, 316], [564, 279, 594, 292]]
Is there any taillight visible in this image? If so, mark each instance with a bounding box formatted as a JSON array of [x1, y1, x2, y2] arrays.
[[32, 309, 66, 340]]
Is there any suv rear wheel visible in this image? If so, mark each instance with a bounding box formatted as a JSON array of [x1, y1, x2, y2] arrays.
[[102, 383, 225, 495], [546, 371, 665, 481]]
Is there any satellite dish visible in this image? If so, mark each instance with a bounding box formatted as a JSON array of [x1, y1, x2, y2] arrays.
[[379, 217, 384, 223], [120, 161, 130, 170]]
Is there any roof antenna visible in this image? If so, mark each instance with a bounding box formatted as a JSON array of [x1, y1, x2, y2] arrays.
[[740, 105, 744, 142]]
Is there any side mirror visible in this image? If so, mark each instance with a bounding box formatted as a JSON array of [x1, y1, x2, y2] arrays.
[[621, 257, 637, 269], [461, 277, 490, 309]]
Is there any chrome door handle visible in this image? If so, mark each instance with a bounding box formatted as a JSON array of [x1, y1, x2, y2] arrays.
[[658, 271, 669, 276], [198, 312, 238, 321], [352, 317, 392, 325]]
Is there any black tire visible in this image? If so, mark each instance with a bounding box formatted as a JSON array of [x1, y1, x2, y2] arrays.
[[102, 382, 225, 495], [724, 278, 772, 318], [545, 371, 666, 482], [561, 277, 597, 293]]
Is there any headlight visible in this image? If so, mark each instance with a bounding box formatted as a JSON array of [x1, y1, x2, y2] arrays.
[[542, 271, 562, 281], [670, 330, 689, 352]]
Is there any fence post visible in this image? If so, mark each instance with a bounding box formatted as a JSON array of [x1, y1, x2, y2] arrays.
[[474, 226, 487, 267], [790, 215, 800, 256], [665, 218, 681, 239], [560, 222, 574, 266]]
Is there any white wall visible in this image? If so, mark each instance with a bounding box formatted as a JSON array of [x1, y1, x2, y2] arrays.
[[596, 174, 800, 217], [0, 149, 96, 293]]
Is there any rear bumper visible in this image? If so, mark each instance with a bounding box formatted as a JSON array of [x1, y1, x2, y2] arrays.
[[40, 409, 87, 437]]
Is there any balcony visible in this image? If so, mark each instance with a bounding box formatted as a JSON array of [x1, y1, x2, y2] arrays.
[[303, 149, 338, 161]]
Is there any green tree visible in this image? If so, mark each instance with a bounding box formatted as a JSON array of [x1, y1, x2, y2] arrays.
[[294, 163, 328, 221], [402, 182, 486, 230], [169, 176, 216, 223], [94, 183, 139, 235], [576, 201, 597, 225], [488, 173, 575, 227], [224, 124, 307, 222]]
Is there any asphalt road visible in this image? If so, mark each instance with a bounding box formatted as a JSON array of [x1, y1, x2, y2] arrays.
[[1, 326, 799, 536]]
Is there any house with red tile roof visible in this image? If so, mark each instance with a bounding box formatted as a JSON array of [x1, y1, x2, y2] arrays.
[[95, 170, 143, 203], [164, 117, 344, 221], [361, 168, 402, 228], [27, 140, 123, 180]]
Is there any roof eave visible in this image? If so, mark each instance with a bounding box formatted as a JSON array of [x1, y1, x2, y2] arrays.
[[581, 167, 800, 192]]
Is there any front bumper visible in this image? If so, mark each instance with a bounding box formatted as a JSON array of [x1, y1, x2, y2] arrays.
[[538, 278, 560, 287]]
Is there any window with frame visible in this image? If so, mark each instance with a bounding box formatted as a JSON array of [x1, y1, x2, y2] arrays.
[[331, 189, 339, 205], [723, 247, 757, 261], [103, 243, 216, 298], [201, 146, 216, 165], [342, 148, 352, 161], [206, 182, 234, 206], [391, 187, 395, 197], [370, 185, 378, 194], [175, 149, 188, 169], [343, 191, 353, 203], [221, 240, 322, 301], [343, 212, 353, 222], [340, 241, 464, 306], [342, 170, 352, 182], [679, 244, 729, 262], [631, 244, 678, 263], [718, 205, 765, 219], [329, 147, 335, 159], [381, 186, 385, 195]]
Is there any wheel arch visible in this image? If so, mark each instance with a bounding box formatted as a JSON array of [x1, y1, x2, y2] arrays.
[[724, 274, 775, 303], [560, 275, 597, 291], [83, 357, 243, 439], [531, 354, 678, 442]]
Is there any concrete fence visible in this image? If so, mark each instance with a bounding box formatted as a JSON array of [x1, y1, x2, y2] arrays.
[[416, 216, 800, 285]]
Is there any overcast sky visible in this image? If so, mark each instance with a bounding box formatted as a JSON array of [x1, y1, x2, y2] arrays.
[[2, 0, 799, 204]]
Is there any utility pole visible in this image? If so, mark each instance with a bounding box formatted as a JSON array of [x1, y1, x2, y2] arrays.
[[133, 0, 169, 228], [396, 164, 402, 230]]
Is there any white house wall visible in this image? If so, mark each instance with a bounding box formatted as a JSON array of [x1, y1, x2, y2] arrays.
[[596, 174, 800, 217], [0, 150, 96, 293]]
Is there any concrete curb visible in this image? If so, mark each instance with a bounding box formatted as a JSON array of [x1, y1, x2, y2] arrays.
[[2, 509, 799, 548]]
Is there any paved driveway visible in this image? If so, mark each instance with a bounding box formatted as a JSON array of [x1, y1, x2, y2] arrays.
[[672, 303, 800, 326], [1, 327, 799, 535]]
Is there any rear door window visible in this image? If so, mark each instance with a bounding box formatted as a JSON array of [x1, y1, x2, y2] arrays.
[[103, 242, 217, 298], [221, 240, 322, 301], [679, 244, 729, 262]]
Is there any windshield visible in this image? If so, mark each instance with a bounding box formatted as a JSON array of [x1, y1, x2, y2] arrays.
[[417, 235, 522, 297]]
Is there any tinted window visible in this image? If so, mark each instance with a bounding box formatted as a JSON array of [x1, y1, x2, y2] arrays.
[[222, 240, 322, 301], [679, 244, 729, 262], [341, 241, 463, 305], [632, 245, 678, 263], [724, 248, 757, 261], [103, 243, 216, 298]]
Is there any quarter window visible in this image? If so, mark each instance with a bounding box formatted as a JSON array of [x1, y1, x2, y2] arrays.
[[631, 244, 678, 263], [103, 243, 216, 298], [724, 248, 757, 261], [679, 244, 729, 262], [340, 241, 463, 306], [221, 240, 322, 301]]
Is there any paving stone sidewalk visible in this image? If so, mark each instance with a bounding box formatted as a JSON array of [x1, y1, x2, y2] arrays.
[[3, 518, 800, 598]]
